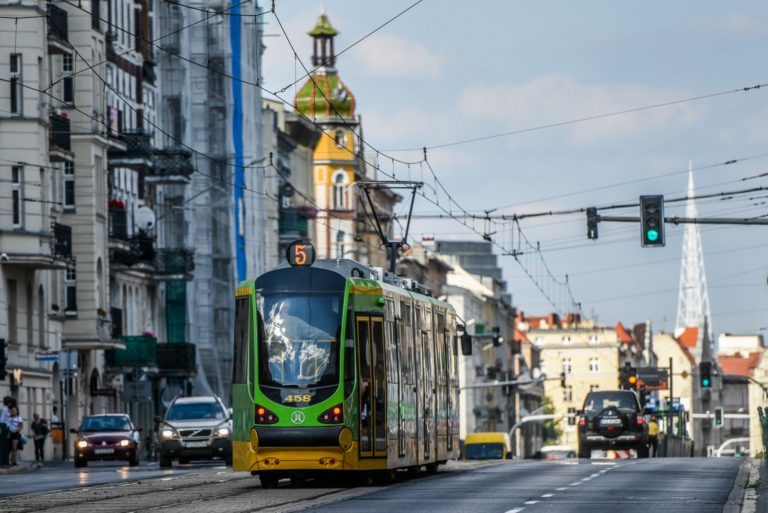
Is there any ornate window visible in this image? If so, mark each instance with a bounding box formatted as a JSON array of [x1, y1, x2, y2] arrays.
[[332, 170, 347, 209]]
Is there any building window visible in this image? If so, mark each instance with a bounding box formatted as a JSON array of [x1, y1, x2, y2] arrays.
[[561, 358, 572, 375], [561, 335, 571, 344], [590, 384, 600, 392], [332, 171, 346, 209], [64, 161, 75, 208], [589, 357, 599, 373], [62, 54, 74, 103], [588, 335, 599, 344], [334, 129, 346, 148], [10, 53, 22, 115], [65, 268, 77, 313], [12, 166, 23, 228], [563, 385, 573, 403]]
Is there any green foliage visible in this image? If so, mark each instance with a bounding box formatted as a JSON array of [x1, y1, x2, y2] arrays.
[[541, 396, 562, 446]]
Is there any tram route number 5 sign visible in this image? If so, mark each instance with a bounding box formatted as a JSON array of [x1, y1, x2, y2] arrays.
[[287, 240, 316, 267]]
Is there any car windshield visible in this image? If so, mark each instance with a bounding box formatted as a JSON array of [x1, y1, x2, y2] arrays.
[[80, 416, 131, 432], [465, 443, 504, 460], [583, 392, 637, 412], [166, 402, 226, 421], [256, 291, 342, 388]]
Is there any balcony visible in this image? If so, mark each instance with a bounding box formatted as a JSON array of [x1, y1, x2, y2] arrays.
[[109, 129, 154, 169], [47, 5, 70, 55], [105, 336, 158, 370], [110, 234, 155, 269], [149, 147, 194, 184], [49, 114, 72, 161], [53, 222, 74, 262], [157, 342, 197, 377], [154, 248, 195, 280]]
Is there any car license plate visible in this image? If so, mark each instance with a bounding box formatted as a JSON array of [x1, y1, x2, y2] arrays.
[[94, 448, 114, 455], [601, 418, 621, 425], [184, 441, 208, 448]]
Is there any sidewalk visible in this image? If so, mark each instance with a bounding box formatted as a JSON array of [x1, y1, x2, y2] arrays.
[[0, 461, 43, 475], [754, 458, 767, 513]]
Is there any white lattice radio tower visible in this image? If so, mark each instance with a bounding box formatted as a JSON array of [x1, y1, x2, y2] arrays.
[[675, 161, 713, 348]]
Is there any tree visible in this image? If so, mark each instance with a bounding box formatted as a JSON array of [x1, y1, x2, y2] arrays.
[[541, 396, 563, 446]]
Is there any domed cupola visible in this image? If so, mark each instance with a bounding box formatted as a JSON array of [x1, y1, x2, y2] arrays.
[[294, 13, 356, 121]]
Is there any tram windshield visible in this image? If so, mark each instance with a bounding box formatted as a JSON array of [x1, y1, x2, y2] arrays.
[[256, 291, 343, 388]]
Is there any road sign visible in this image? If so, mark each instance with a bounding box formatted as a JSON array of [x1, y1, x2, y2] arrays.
[[637, 367, 669, 390], [34, 350, 60, 362]]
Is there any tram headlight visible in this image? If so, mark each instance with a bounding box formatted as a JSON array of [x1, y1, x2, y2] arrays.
[[318, 404, 343, 424], [255, 405, 279, 425]]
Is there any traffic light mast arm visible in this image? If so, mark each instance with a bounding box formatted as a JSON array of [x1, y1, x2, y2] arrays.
[[595, 215, 768, 225]]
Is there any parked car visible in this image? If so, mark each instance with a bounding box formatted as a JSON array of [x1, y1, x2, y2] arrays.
[[577, 390, 649, 458], [463, 432, 512, 460], [156, 395, 232, 467], [70, 414, 142, 468], [532, 445, 577, 460]]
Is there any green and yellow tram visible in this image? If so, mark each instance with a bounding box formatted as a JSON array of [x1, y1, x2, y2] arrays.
[[231, 242, 471, 486]]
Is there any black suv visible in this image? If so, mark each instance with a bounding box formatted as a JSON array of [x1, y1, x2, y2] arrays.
[[577, 390, 649, 458]]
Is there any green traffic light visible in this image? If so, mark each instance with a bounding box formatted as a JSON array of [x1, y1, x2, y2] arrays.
[[647, 229, 659, 242], [702, 378, 710, 387]]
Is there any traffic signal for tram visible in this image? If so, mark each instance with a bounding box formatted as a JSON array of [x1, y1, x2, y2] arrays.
[[586, 207, 599, 240], [492, 326, 503, 347], [640, 195, 665, 247], [714, 406, 724, 428], [699, 361, 712, 388]]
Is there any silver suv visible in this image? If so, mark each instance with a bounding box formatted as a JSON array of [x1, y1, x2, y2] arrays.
[[157, 395, 232, 467]]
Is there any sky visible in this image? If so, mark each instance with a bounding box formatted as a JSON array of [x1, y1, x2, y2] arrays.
[[260, 1, 768, 338]]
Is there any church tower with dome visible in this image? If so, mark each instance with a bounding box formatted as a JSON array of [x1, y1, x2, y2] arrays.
[[294, 13, 362, 259]]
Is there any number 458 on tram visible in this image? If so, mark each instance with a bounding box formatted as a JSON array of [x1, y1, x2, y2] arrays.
[[231, 241, 472, 487]]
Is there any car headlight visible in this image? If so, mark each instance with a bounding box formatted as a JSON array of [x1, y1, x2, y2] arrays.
[[77, 440, 89, 448], [119, 439, 131, 447], [217, 427, 230, 437], [161, 429, 176, 439]]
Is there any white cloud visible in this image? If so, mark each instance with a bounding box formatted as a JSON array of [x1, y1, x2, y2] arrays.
[[347, 33, 444, 80], [456, 74, 702, 146]]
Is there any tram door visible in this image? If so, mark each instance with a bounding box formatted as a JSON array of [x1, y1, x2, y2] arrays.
[[421, 323, 435, 459], [357, 315, 387, 458]]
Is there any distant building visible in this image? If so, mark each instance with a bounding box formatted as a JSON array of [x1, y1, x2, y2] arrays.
[[719, 350, 767, 456]]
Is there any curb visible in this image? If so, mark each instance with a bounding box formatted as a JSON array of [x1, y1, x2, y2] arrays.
[[723, 458, 751, 513], [740, 459, 760, 513], [0, 462, 43, 475]]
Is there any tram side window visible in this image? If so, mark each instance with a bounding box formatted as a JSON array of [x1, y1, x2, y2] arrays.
[[233, 297, 250, 384], [435, 313, 446, 384], [400, 301, 413, 385], [344, 310, 355, 397]]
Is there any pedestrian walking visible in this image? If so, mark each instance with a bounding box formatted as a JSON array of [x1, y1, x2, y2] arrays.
[[0, 396, 11, 465], [31, 413, 49, 462], [648, 415, 660, 457], [7, 405, 24, 466]]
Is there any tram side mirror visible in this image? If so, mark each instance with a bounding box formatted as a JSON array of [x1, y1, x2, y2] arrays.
[[461, 333, 473, 356]]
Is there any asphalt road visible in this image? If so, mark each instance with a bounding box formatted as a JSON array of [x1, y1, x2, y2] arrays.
[[0, 458, 744, 513]]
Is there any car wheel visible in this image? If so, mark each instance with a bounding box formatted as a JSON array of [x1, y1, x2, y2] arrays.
[[178, 457, 190, 464], [129, 451, 140, 466], [159, 454, 172, 468], [75, 459, 87, 468], [637, 445, 650, 458], [225, 455, 233, 466], [578, 444, 591, 459]]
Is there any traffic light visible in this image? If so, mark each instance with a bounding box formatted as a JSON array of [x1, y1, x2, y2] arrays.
[[639, 195, 665, 247], [586, 207, 598, 240], [0, 338, 6, 381], [699, 361, 712, 388], [714, 406, 724, 428], [492, 326, 503, 347], [628, 367, 638, 389], [560, 371, 566, 388], [619, 362, 637, 389]]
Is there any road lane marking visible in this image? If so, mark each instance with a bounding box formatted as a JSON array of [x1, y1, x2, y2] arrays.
[[590, 473, 600, 477], [570, 481, 583, 486], [524, 500, 539, 505], [542, 493, 554, 497], [556, 487, 568, 491], [581, 477, 592, 481], [505, 508, 525, 513]]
